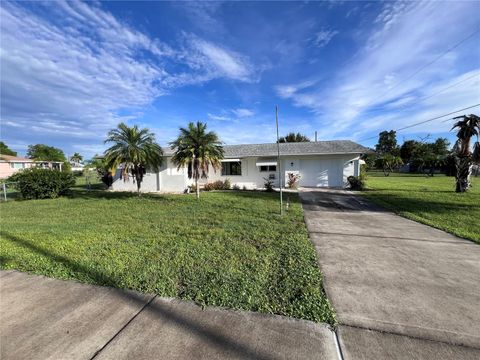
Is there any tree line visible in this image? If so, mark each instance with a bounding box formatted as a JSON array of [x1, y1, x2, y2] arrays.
[[364, 114, 479, 192]]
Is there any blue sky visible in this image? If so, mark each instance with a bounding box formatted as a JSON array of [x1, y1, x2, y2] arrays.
[[1, 0, 479, 158]]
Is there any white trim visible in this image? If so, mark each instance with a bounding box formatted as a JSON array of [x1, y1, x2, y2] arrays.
[[221, 158, 241, 162], [257, 161, 277, 166]]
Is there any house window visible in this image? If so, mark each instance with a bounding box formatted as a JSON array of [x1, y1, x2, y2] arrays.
[[10, 162, 24, 169], [221, 161, 242, 176], [260, 165, 276, 172]]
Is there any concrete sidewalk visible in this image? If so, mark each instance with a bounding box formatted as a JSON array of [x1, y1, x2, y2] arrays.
[[300, 188, 480, 360], [0, 270, 339, 360]]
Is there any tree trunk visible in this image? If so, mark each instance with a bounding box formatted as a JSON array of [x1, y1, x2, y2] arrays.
[[135, 167, 142, 195], [455, 155, 471, 193], [195, 178, 199, 199]]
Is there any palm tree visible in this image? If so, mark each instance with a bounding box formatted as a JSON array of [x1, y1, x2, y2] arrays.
[[104, 123, 163, 193], [170, 121, 224, 199], [278, 132, 310, 143], [451, 114, 480, 192], [70, 152, 83, 163]]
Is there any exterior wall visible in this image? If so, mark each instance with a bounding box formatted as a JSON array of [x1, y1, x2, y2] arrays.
[[199, 157, 279, 189], [0, 161, 35, 179], [109, 154, 362, 193], [111, 169, 160, 192], [0, 163, 16, 179], [201, 154, 361, 189], [111, 157, 189, 193]]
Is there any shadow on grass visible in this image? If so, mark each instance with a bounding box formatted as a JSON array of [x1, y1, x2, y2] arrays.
[[365, 192, 479, 214], [66, 189, 171, 201], [0, 231, 279, 360]]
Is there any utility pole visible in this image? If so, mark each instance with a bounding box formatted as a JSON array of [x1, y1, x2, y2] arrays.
[[276, 105, 283, 215]]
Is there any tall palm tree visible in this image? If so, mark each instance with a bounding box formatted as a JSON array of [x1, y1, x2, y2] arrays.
[[104, 123, 163, 193], [451, 114, 480, 193], [170, 121, 224, 199], [70, 152, 83, 163]]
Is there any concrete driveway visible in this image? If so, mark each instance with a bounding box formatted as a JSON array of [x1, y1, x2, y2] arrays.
[[300, 188, 480, 359], [0, 270, 339, 360]]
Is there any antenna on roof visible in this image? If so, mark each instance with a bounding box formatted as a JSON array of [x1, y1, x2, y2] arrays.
[[275, 105, 283, 215]]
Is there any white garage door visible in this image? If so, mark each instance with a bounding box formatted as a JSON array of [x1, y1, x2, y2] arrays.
[[299, 158, 343, 187]]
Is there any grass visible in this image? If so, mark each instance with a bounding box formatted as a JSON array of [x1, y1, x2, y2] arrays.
[[363, 172, 480, 243], [0, 185, 335, 325]]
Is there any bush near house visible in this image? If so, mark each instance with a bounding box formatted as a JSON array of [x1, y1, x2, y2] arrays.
[[203, 179, 231, 191], [347, 176, 365, 190], [8, 168, 75, 199]]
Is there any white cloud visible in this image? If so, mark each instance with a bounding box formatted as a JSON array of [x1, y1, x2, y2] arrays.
[[0, 1, 258, 155], [185, 35, 256, 82], [231, 108, 254, 118], [207, 108, 255, 122], [276, 1, 480, 141], [208, 113, 232, 121], [311, 29, 338, 48]]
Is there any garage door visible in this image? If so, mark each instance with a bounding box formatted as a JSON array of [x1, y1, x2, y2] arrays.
[[299, 158, 343, 187]]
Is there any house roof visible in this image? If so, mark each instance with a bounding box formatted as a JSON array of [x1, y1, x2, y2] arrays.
[[164, 140, 368, 158], [0, 154, 63, 163], [0, 154, 32, 162]]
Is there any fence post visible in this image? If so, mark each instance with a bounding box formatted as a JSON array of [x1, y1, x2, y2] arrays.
[[3, 183, 7, 202]]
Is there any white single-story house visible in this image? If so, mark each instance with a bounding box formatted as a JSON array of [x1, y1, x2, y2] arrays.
[[111, 140, 369, 193]]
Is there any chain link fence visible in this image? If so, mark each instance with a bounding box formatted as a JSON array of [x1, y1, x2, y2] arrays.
[[0, 182, 19, 202]]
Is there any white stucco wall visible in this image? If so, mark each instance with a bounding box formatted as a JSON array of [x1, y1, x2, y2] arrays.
[[110, 154, 362, 193], [111, 169, 159, 192], [201, 154, 360, 189]]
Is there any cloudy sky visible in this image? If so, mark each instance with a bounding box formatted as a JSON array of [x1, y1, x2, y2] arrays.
[[1, 0, 479, 158]]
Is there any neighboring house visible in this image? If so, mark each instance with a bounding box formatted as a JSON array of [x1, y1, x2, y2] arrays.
[[111, 140, 368, 193], [0, 155, 63, 179], [70, 161, 85, 172]]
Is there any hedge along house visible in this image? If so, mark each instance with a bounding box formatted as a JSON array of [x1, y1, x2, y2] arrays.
[[111, 140, 368, 193]]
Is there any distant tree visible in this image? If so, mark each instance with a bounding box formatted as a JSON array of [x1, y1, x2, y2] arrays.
[[27, 144, 71, 172], [375, 130, 399, 156], [400, 140, 420, 163], [70, 152, 83, 163], [104, 123, 163, 194], [451, 114, 480, 192], [375, 130, 401, 176], [430, 138, 450, 157], [278, 132, 310, 143], [361, 152, 376, 171], [375, 154, 403, 176], [27, 144, 66, 161], [170, 121, 224, 199], [85, 156, 112, 187], [0, 141, 17, 156]]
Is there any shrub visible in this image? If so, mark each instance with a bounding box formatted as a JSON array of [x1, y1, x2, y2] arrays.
[[287, 172, 301, 189], [347, 175, 365, 191], [242, 185, 248, 191], [188, 183, 197, 193], [72, 170, 84, 177], [263, 177, 274, 192], [9, 168, 76, 199], [223, 178, 231, 190], [203, 180, 231, 191], [232, 184, 240, 190]]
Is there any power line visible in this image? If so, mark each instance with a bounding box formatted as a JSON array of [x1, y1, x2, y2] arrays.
[[365, 72, 480, 114], [358, 103, 480, 142], [368, 27, 480, 106]]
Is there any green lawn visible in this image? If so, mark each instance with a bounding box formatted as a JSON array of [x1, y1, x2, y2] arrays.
[[0, 188, 335, 324], [363, 172, 480, 243]]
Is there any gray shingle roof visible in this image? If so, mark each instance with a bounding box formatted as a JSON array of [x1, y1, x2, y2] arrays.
[[164, 140, 368, 158]]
